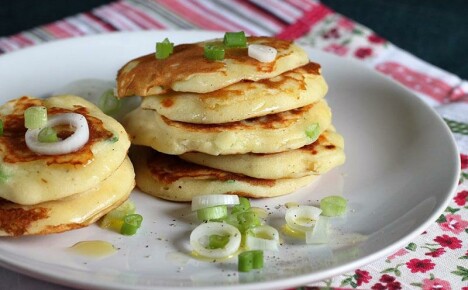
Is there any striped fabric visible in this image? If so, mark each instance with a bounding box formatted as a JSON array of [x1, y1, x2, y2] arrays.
[[1, 1, 467, 289]]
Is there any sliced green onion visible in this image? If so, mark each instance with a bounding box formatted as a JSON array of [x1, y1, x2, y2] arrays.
[[248, 44, 277, 63], [204, 44, 225, 61], [223, 31, 247, 48], [0, 166, 8, 183], [231, 211, 261, 233], [190, 222, 241, 259], [208, 234, 230, 249], [285, 205, 321, 232], [305, 216, 329, 244], [0, 119, 3, 136], [238, 250, 263, 272], [100, 200, 136, 231], [120, 213, 143, 236], [192, 194, 240, 211], [320, 195, 347, 217], [99, 89, 122, 115], [155, 38, 174, 59], [246, 225, 279, 251], [197, 205, 228, 221], [24, 106, 47, 129], [38, 127, 58, 143], [231, 197, 251, 214], [305, 123, 320, 140]]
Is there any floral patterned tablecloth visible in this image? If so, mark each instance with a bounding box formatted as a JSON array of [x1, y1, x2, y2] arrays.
[[1, 1, 467, 289]]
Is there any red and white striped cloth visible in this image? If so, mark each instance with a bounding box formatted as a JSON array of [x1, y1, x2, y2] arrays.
[[1, 1, 467, 289]]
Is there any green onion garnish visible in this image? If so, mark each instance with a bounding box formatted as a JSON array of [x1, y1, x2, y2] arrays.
[[320, 195, 347, 217], [0, 119, 3, 136], [223, 31, 247, 48], [0, 166, 8, 183], [155, 37, 174, 59], [238, 250, 263, 272], [24, 106, 47, 129], [99, 89, 122, 116], [208, 234, 230, 249], [204, 44, 225, 61], [305, 123, 320, 140], [231, 197, 251, 214], [38, 127, 59, 143], [120, 213, 143, 236], [197, 205, 228, 221]]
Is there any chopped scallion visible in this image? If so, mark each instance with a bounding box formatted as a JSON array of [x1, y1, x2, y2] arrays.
[[231, 197, 250, 214], [155, 38, 174, 59], [223, 31, 247, 48], [208, 234, 230, 249], [238, 250, 263, 272], [99, 89, 121, 115], [0, 119, 3, 136], [37, 127, 59, 143], [120, 214, 143, 236], [204, 44, 225, 61], [24, 106, 47, 129], [197, 205, 228, 221], [320, 195, 347, 216], [305, 123, 320, 140]]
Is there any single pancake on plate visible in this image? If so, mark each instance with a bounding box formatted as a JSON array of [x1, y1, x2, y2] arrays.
[[123, 99, 332, 155], [131, 147, 317, 202], [141, 62, 328, 124], [0, 95, 130, 205], [180, 128, 345, 179], [117, 36, 309, 96], [0, 157, 135, 236]]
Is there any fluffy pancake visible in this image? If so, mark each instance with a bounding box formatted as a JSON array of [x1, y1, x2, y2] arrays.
[[123, 99, 332, 155], [180, 128, 345, 179], [0, 95, 130, 205], [0, 157, 135, 236], [117, 36, 309, 96], [141, 62, 327, 124], [131, 147, 317, 202]]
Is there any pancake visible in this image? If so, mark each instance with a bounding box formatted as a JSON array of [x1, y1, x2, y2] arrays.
[[0, 95, 131, 205], [117, 36, 309, 96], [123, 99, 332, 155], [180, 129, 345, 179], [0, 157, 135, 236], [131, 147, 317, 202], [141, 62, 327, 124]]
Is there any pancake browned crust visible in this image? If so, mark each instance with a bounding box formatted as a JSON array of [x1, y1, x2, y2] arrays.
[[0, 157, 135, 237], [132, 147, 317, 202], [180, 128, 345, 179], [117, 37, 309, 96], [0, 95, 131, 205], [123, 99, 332, 155], [141, 62, 328, 124]]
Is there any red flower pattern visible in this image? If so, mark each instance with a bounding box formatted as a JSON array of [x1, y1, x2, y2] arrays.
[[406, 258, 435, 273], [322, 27, 340, 39], [454, 190, 468, 206], [355, 269, 372, 286], [422, 278, 452, 290], [368, 34, 386, 44], [354, 47, 373, 59], [434, 234, 462, 249], [425, 247, 446, 257], [324, 43, 348, 56], [439, 214, 468, 234]]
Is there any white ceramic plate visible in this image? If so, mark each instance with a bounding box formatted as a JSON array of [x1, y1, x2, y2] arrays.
[[0, 31, 460, 290]]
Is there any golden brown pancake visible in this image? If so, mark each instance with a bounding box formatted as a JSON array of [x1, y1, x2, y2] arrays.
[[0, 95, 130, 205], [0, 157, 135, 236], [131, 146, 317, 202], [117, 36, 309, 96], [141, 62, 328, 124], [123, 99, 332, 155], [180, 128, 345, 179]]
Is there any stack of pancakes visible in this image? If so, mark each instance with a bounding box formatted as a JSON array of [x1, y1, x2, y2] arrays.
[[0, 95, 133, 236], [118, 36, 345, 202]]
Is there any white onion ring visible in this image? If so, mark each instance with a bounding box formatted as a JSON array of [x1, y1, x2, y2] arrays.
[[305, 216, 329, 244], [248, 44, 277, 63], [25, 113, 89, 155], [246, 225, 279, 251], [285, 205, 322, 232], [191, 194, 240, 211], [190, 222, 241, 259]]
